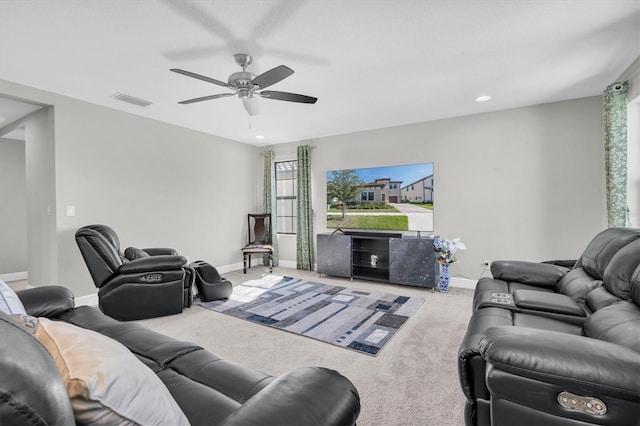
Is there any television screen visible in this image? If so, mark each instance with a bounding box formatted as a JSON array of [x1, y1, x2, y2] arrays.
[[326, 162, 434, 232]]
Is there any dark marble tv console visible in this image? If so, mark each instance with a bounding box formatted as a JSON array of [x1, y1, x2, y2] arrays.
[[317, 231, 437, 288]]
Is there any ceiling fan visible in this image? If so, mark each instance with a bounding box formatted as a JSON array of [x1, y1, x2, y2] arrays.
[[170, 53, 317, 116]]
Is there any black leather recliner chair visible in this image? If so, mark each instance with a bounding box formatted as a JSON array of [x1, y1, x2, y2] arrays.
[[75, 224, 194, 320]]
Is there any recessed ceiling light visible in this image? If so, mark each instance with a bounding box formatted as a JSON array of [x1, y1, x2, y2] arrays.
[[256, 135, 265, 139], [475, 95, 491, 102]]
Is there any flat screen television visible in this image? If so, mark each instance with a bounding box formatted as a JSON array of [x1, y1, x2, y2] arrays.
[[326, 162, 434, 232]]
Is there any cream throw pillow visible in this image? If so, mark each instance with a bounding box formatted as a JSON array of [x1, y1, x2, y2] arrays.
[[35, 318, 190, 426], [0, 279, 27, 315]]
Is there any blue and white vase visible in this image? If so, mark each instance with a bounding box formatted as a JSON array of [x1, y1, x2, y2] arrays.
[[439, 263, 451, 293]]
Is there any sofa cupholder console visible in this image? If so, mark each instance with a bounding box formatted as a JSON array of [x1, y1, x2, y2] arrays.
[[475, 292, 514, 308], [491, 292, 512, 303], [475, 289, 588, 321]]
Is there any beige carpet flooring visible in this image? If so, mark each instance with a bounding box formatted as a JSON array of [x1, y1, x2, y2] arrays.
[[140, 266, 473, 426]]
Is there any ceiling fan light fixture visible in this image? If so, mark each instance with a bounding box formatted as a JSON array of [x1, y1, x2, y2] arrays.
[[242, 96, 260, 116]]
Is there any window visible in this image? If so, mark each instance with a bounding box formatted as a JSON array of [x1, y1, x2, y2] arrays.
[[361, 191, 374, 201], [276, 160, 297, 234], [389, 183, 398, 189]]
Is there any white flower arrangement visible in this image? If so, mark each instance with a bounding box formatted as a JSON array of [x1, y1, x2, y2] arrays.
[[433, 237, 466, 264]]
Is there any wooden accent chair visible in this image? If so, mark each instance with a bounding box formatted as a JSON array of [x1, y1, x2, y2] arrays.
[[241, 213, 274, 273]]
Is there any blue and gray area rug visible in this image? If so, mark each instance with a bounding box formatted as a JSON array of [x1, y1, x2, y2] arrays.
[[197, 275, 424, 356]]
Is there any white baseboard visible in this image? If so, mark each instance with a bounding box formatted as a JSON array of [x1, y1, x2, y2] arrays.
[[216, 260, 298, 274], [216, 262, 244, 274], [278, 260, 297, 269], [450, 276, 476, 289], [204, 261, 477, 289], [0, 271, 28, 282]]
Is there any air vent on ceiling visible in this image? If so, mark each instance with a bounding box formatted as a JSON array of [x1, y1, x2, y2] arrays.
[[111, 92, 153, 107]]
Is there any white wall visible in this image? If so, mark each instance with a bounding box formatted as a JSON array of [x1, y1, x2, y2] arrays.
[[1, 79, 259, 297], [0, 137, 27, 274], [24, 107, 58, 284], [267, 96, 607, 280], [0, 76, 610, 290]]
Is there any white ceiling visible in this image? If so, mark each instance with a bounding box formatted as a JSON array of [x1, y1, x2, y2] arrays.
[[0, 0, 638, 146]]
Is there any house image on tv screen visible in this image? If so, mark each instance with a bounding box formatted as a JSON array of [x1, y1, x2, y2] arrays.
[[326, 162, 434, 232], [361, 178, 403, 203], [402, 175, 434, 203]]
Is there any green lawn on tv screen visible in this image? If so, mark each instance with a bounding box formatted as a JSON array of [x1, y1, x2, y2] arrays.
[[327, 215, 409, 230]]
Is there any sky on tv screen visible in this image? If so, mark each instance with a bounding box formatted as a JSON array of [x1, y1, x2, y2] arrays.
[[326, 163, 433, 185]]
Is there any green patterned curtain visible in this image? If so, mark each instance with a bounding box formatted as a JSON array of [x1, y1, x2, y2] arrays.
[[263, 150, 279, 266], [296, 145, 314, 270], [603, 81, 630, 228]]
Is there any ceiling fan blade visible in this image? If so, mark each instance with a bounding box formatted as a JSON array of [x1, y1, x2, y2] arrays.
[[178, 93, 235, 104], [242, 97, 260, 116], [158, 0, 234, 41], [170, 69, 229, 88], [260, 90, 317, 104], [251, 65, 294, 89]]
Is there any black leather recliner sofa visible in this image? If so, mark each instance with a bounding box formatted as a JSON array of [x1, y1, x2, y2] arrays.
[[1, 286, 361, 425], [75, 224, 195, 320], [473, 227, 640, 314], [458, 227, 640, 426], [472, 227, 640, 323]]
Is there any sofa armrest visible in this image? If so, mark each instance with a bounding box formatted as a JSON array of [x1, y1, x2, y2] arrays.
[[458, 308, 514, 402], [219, 367, 361, 426], [513, 289, 587, 316], [480, 326, 640, 398], [118, 255, 186, 274], [543, 259, 578, 268], [16, 286, 75, 318], [490, 260, 570, 288], [0, 314, 76, 425], [143, 247, 179, 256]]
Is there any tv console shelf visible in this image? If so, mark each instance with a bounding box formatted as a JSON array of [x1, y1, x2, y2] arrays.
[[317, 231, 437, 288], [352, 233, 393, 282]]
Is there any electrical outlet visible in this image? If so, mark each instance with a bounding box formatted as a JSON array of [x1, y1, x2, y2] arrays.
[[483, 260, 491, 267]]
